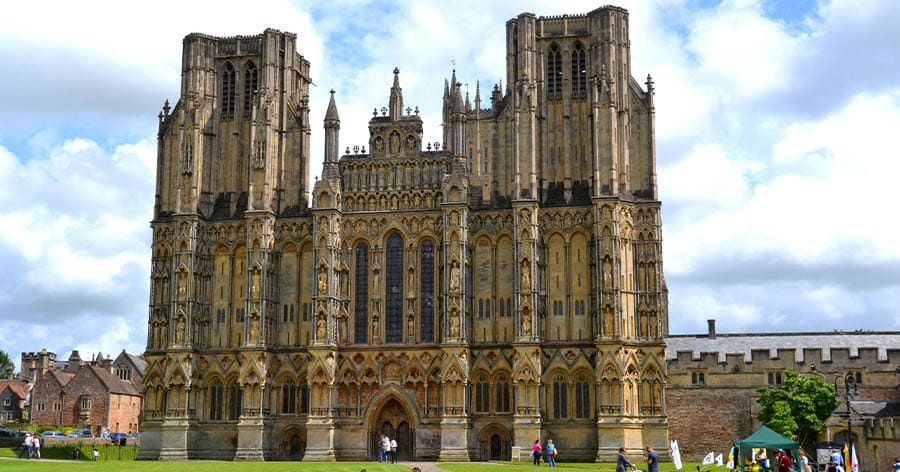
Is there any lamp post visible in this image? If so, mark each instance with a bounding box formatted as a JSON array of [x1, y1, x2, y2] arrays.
[[834, 373, 858, 470]]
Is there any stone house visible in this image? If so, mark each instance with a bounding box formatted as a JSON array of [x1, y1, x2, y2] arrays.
[[26, 349, 144, 435], [0, 379, 29, 421], [665, 320, 900, 472]]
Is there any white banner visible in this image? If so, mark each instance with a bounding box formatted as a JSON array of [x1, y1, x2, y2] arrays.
[[702, 452, 715, 466], [671, 440, 683, 470]]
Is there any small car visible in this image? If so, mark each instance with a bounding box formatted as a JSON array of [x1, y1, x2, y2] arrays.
[[109, 432, 127, 442], [67, 429, 93, 438], [0, 427, 12, 437], [40, 431, 66, 438]]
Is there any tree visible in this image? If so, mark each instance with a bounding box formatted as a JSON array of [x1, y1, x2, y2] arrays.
[[0, 349, 11, 379], [757, 370, 839, 446]]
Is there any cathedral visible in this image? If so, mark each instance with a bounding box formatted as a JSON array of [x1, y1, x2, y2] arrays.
[[139, 5, 669, 462]]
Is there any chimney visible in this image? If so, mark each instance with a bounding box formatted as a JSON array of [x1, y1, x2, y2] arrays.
[[707, 319, 717, 339]]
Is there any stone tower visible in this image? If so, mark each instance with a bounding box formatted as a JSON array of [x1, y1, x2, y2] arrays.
[[140, 5, 667, 462]]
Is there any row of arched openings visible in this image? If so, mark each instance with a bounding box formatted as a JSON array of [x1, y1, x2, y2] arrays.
[[221, 61, 258, 118], [547, 42, 587, 100]]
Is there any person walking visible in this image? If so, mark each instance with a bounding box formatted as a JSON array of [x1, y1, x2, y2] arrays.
[[31, 435, 40, 459], [616, 447, 634, 472], [390, 436, 398, 463], [532, 439, 542, 465], [546, 439, 557, 467], [382, 435, 391, 463], [19, 433, 32, 459], [93, 448, 100, 461], [646, 446, 660, 472]]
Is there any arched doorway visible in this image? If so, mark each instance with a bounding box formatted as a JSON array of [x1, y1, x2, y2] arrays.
[[369, 397, 414, 461], [477, 424, 511, 461], [279, 428, 305, 461]]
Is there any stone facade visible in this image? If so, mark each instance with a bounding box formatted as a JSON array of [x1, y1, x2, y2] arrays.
[[666, 321, 900, 472], [140, 5, 669, 462], [27, 350, 144, 436]]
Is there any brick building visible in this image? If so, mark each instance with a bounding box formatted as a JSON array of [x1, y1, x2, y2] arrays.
[[665, 320, 900, 472], [26, 349, 144, 436], [0, 380, 29, 421]]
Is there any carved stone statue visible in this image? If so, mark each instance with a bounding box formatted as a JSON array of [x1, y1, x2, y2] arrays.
[[520, 261, 530, 289], [317, 271, 327, 293], [521, 310, 531, 336], [449, 309, 460, 337], [175, 315, 185, 344], [316, 316, 327, 341], [249, 313, 260, 342], [450, 262, 460, 292]]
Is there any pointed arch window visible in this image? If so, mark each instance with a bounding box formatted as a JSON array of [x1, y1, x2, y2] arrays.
[[282, 380, 297, 414], [243, 61, 258, 116], [496, 375, 511, 412], [475, 375, 490, 412], [572, 42, 587, 99], [354, 243, 369, 343], [575, 373, 591, 418], [552, 374, 568, 418], [421, 240, 435, 342], [209, 380, 224, 420], [222, 63, 235, 118], [385, 233, 404, 342], [548, 44, 562, 100], [228, 380, 242, 420]]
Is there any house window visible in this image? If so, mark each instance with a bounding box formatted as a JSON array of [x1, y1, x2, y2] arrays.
[[3, 398, 9, 406], [691, 371, 706, 385], [80, 396, 91, 410], [117, 366, 131, 381], [767, 371, 783, 386]]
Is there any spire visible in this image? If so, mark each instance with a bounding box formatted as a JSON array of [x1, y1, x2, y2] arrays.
[[389, 67, 403, 120], [325, 89, 340, 123], [323, 89, 341, 167]]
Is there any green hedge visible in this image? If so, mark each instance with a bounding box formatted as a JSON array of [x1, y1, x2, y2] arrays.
[[6, 443, 139, 461]]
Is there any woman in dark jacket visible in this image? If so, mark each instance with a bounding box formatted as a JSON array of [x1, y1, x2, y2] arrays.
[[617, 447, 634, 472]]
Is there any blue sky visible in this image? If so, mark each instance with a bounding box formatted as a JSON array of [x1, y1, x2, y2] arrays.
[[1, 0, 898, 369]]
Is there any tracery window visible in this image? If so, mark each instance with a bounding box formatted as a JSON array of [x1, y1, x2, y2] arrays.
[[354, 243, 369, 343], [575, 374, 591, 418], [475, 376, 489, 413], [228, 380, 242, 420], [552, 374, 567, 418], [496, 375, 511, 412], [572, 42, 587, 99], [548, 43, 562, 100], [209, 380, 224, 420], [385, 233, 403, 342], [221, 63, 235, 118], [282, 380, 297, 414], [421, 241, 435, 342], [243, 61, 258, 116]]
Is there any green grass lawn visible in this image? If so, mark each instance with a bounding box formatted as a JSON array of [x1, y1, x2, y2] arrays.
[[0, 452, 713, 472]]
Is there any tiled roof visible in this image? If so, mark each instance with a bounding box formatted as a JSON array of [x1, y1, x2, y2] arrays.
[[665, 331, 900, 362], [0, 380, 28, 400], [87, 366, 140, 396]]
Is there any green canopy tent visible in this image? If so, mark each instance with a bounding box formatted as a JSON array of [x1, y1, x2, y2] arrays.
[[733, 426, 800, 472]]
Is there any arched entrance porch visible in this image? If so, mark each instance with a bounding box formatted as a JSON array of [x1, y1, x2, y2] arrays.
[[366, 393, 417, 461], [477, 423, 512, 461], [278, 427, 306, 461]]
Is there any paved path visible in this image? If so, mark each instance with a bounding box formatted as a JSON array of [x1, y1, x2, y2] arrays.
[[400, 461, 506, 471]]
